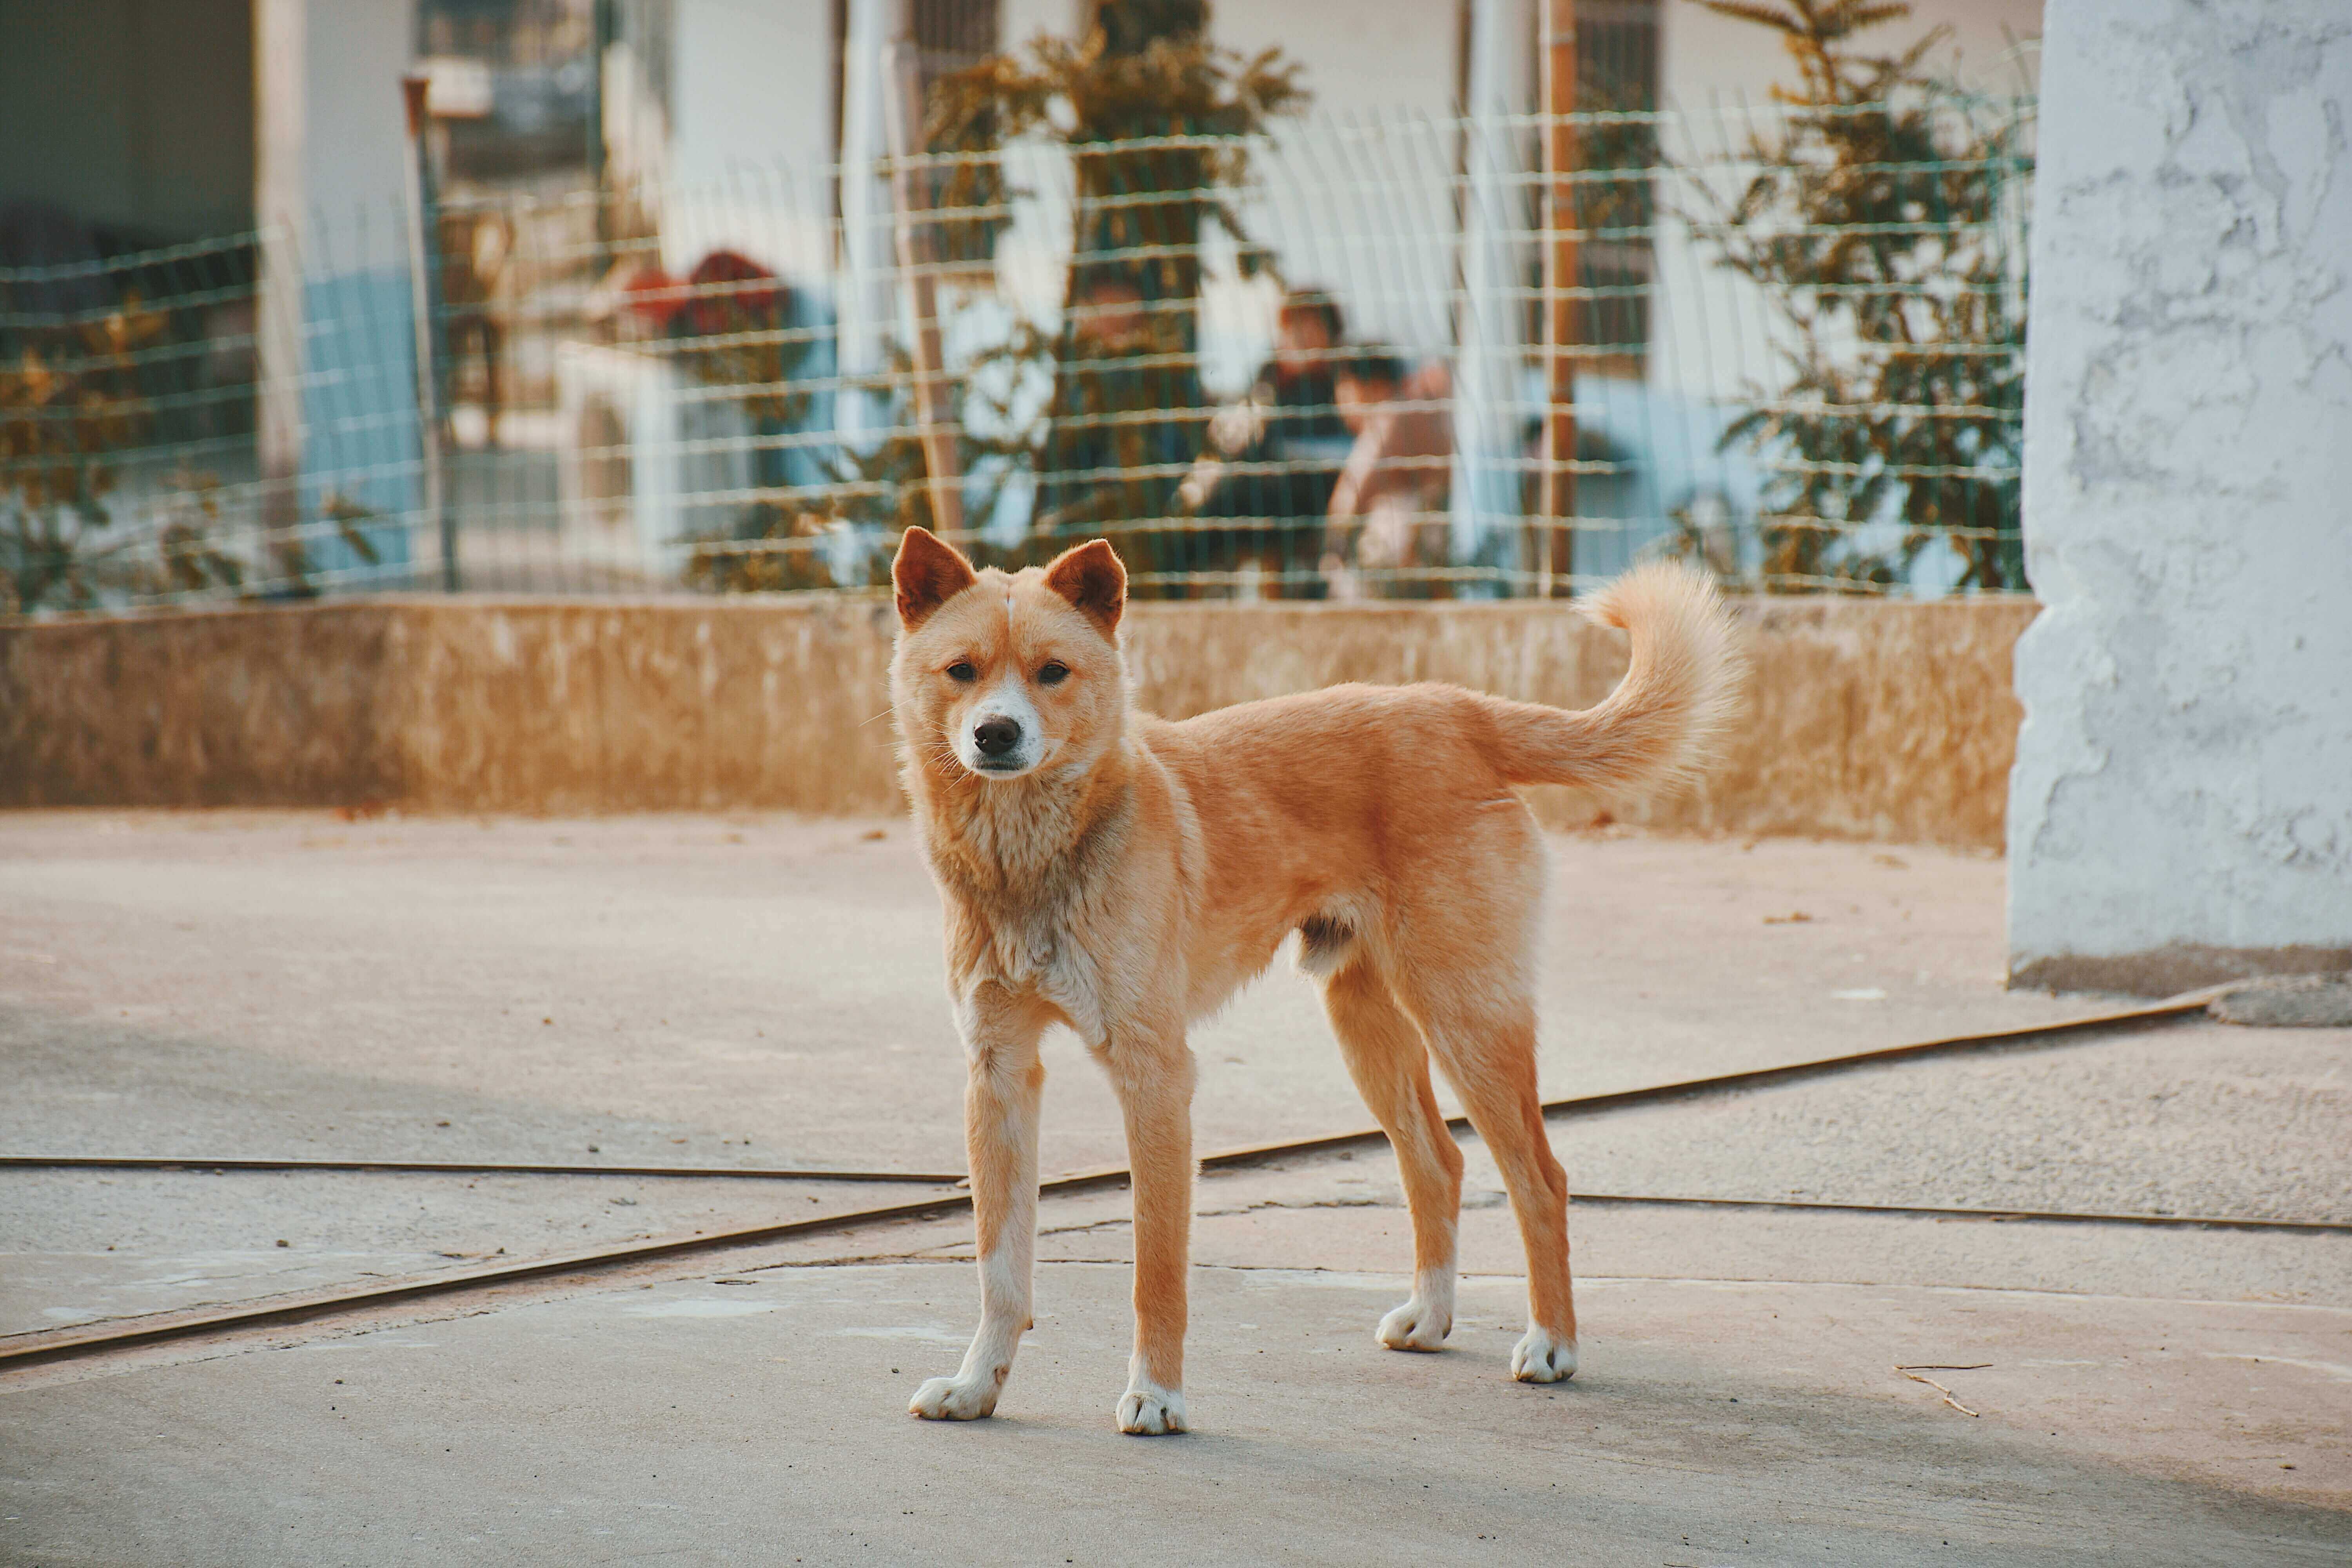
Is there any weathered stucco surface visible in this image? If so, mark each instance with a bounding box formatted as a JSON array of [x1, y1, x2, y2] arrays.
[[2009, 0, 2352, 993], [2, 595, 2031, 848]]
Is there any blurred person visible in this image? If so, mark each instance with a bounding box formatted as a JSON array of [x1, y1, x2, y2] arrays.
[[1259, 289, 1350, 452], [1178, 288, 1354, 597], [1321, 350, 1454, 599]]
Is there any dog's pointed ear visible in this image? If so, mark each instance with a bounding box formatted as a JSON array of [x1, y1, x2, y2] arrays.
[[893, 526, 978, 629], [1042, 538, 1126, 634]]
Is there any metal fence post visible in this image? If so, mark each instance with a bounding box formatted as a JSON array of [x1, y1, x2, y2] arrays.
[[401, 73, 457, 593], [1451, 0, 1529, 598]]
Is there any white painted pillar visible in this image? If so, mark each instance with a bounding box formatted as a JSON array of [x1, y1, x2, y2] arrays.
[[2007, 0, 2352, 993], [836, 0, 898, 400], [253, 0, 307, 543], [1450, 0, 1530, 584]]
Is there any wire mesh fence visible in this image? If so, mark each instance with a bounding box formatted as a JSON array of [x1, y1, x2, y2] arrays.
[[0, 96, 2033, 615]]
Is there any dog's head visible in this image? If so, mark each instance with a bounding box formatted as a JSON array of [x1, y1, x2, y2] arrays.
[[888, 527, 1128, 784]]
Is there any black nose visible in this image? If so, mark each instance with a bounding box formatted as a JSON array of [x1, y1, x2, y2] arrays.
[[973, 717, 1022, 757]]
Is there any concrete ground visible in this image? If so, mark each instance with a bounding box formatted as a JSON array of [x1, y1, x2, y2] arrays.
[[2, 811, 2348, 1564]]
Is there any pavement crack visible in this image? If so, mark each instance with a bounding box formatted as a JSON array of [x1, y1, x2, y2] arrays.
[[748, 1252, 968, 1271], [1190, 1197, 1394, 1220], [1038, 1218, 1133, 1238]]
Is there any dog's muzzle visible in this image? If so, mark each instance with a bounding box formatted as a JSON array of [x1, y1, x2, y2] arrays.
[[966, 715, 1035, 775], [973, 717, 1020, 759]]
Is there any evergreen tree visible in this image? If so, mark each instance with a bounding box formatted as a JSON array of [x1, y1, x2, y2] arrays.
[[1692, 0, 2031, 592]]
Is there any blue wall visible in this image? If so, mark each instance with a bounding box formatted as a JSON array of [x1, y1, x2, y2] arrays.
[[296, 268, 420, 586]]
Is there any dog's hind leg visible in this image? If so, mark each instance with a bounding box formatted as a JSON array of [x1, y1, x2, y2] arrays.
[[1322, 960, 1464, 1352], [1393, 972, 1578, 1383], [1106, 1025, 1196, 1434], [910, 984, 1051, 1422]]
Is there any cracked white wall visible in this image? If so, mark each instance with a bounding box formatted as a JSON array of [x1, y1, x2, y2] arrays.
[[2008, 0, 2352, 993]]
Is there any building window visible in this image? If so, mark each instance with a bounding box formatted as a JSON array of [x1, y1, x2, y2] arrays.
[[416, 0, 600, 185], [1574, 0, 1657, 378], [911, 0, 1002, 99]]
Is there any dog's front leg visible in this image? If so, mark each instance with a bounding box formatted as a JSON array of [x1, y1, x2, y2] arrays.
[[910, 989, 1046, 1422], [1109, 1033, 1195, 1434]]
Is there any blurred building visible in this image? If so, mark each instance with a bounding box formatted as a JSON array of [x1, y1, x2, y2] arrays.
[[0, 0, 2039, 256], [0, 0, 2042, 596]]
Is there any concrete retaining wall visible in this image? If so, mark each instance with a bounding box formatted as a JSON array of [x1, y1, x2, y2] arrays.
[[1, 595, 2036, 848]]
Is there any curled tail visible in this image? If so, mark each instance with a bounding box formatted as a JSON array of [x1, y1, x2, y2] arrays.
[[1483, 561, 1747, 796]]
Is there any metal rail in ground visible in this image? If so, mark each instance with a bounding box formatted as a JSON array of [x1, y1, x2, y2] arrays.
[[1563, 1193, 2348, 1232], [0, 1157, 965, 1183], [1, 991, 2218, 1187], [5, 989, 2281, 1374]]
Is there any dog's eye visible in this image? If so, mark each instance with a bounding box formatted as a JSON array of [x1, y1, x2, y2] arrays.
[[1037, 662, 1070, 686], [946, 661, 978, 683]]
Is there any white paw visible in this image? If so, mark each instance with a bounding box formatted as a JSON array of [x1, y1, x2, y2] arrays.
[[1377, 1296, 1452, 1352], [909, 1370, 1001, 1421], [1511, 1327, 1578, 1383], [1115, 1383, 1188, 1435]]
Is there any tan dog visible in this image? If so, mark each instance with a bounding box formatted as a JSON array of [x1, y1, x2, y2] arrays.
[[888, 528, 1742, 1434]]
